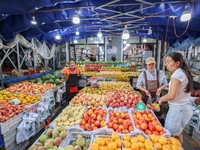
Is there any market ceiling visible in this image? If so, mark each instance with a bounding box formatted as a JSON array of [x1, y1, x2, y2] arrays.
[[0, 0, 200, 46]]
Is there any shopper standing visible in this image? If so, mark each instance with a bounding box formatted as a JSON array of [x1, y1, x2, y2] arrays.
[[159, 52, 193, 145], [61, 59, 83, 103], [136, 57, 168, 126]]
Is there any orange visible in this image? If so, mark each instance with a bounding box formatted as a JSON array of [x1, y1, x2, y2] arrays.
[[90, 143, 99, 150], [115, 139, 122, 148], [108, 142, 117, 149], [131, 143, 139, 150], [124, 141, 131, 148], [111, 133, 119, 140], [123, 134, 131, 141]]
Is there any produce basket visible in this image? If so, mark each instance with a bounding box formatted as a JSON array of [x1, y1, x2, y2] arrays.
[[129, 109, 171, 138], [58, 131, 93, 149], [76, 107, 108, 135], [105, 107, 137, 135]]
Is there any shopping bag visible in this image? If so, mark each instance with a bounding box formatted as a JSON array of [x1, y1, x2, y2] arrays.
[[147, 96, 152, 105], [69, 86, 78, 93]]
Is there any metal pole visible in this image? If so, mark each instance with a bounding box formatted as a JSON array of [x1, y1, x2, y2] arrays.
[[16, 43, 21, 82], [0, 59, 4, 89], [121, 37, 123, 62], [162, 42, 167, 71], [157, 40, 161, 70], [66, 42, 69, 62], [104, 36, 107, 62], [26, 50, 31, 80], [33, 49, 37, 78]]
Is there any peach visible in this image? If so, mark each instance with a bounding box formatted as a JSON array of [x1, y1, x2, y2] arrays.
[[131, 143, 139, 150], [141, 123, 147, 130], [123, 134, 131, 141], [124, 141, 131, 148], [111, 133, 119, 140], [115, 139, 122, 148], [155, 125, 162, 132], [130, 137, 138, 143], [108, 142, 117, 149]]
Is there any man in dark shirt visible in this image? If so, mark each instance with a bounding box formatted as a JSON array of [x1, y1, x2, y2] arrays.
[[90, 54, 96, 62]]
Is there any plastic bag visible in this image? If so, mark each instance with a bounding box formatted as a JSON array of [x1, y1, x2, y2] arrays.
[[147, 96, 152, 105], [16, 112, 37, 144]]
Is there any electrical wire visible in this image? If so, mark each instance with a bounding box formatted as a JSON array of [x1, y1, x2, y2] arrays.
[[165, 17, 170, 42], [173, 1, 194, 38]]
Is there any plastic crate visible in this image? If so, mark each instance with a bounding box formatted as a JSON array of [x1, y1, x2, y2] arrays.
[[0, 114, 22, 135]]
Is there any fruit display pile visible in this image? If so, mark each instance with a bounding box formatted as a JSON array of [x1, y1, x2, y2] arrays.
[[90, 133, 122, 150], [80, 107, 107, 131], [191, 90, 200, 97], [132, 110, 165, 136], [0, 102, 26, 123], [122, 72, 140, 77], [107, 110, 134, 134], [29, 127, 67, 150], [106, 91, 141, 109], [53, 105, 85, 128], [82, 71, 97, 76], [6, 82, 56, 94], [0, 91, 41, 105], [85, 64, 101, 72], [59, 133, 91, 150], [70, 93, 106, 107]]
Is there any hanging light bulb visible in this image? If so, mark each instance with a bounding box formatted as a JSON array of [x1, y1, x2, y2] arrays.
[[123, 40, 127, 44], [74, 39, 78, 43], [72, 10, 80, 24], [76, 28, 79, 35], [55, 34, 61, 40], [97, 29, 102, 38], [143, 37, 147, 43], [91, 36, 93, 40], [31, 15, 37, 25], [122, 25, 130, 40], [181, 4, 191, 22], [148, 27, 152, 35]]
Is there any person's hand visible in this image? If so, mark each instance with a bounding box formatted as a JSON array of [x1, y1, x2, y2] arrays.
[[156, 88, 162, 95], [144, 90, 150, 96], [158, 98, 163, 105]]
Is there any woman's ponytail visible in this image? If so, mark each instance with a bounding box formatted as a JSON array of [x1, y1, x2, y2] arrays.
[[181, 61, 193, 93]]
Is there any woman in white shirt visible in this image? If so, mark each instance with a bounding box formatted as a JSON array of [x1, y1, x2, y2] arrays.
[[159, 52, 193, 145]]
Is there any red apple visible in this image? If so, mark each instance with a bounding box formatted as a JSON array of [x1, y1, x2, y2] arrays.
[[95, 120, 100, 127]]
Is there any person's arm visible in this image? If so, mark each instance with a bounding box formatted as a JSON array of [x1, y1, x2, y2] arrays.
[[136, 72, 150, 96], [156, 71, 168, 95], [159, 78, 181, 104]]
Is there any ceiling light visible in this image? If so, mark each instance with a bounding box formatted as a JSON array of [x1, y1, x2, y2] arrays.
[[126, 43, 130, 47], [122, 25, 130, 40], [55, 34, 61, 40], [31, 16, 37, 25], [143, 37, 147, 42], [74, 39, 78, 43], [180, 5, 191, 22], [91, 36, 93, 40], [72, 10, 80, 24], [123, 40, 127, 44], [148, 27, 152, 35], [76, 28, 79, 35], [97, 29, 102, 38]]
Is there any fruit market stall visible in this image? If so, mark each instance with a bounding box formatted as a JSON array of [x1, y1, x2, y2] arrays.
[[25, 80, 187, 150]]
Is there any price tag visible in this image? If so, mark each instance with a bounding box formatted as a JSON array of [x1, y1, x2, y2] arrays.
[[10, 98, 20, 105], [136, 102, 146, 111]]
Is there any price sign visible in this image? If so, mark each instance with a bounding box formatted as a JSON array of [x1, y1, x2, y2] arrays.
[[136, 102, 146, 111]]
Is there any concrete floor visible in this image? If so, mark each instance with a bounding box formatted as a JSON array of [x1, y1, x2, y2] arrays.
[[183, 132, 200, 150]]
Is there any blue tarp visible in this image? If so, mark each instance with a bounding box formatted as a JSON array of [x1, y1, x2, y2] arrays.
[[0, 0, 200, 45]]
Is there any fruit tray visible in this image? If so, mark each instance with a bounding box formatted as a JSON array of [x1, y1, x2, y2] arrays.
[[77, 107, 108, 135], [58, 131, 93, 149], [29, 127, 68, 150], [91, 134, 123, 150], [129, 109, 171, 138], [0, 113, 22, 135], [105, 107, 137, 135]]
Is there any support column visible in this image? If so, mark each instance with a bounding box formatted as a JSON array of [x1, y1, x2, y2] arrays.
[[157, 40, 161, 70], [121, 38, 123, 62], [66, 42, 69, 63], [162, 42, 167, 71], [104, 36, 107, 62], [17, 43, 21, 82]]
